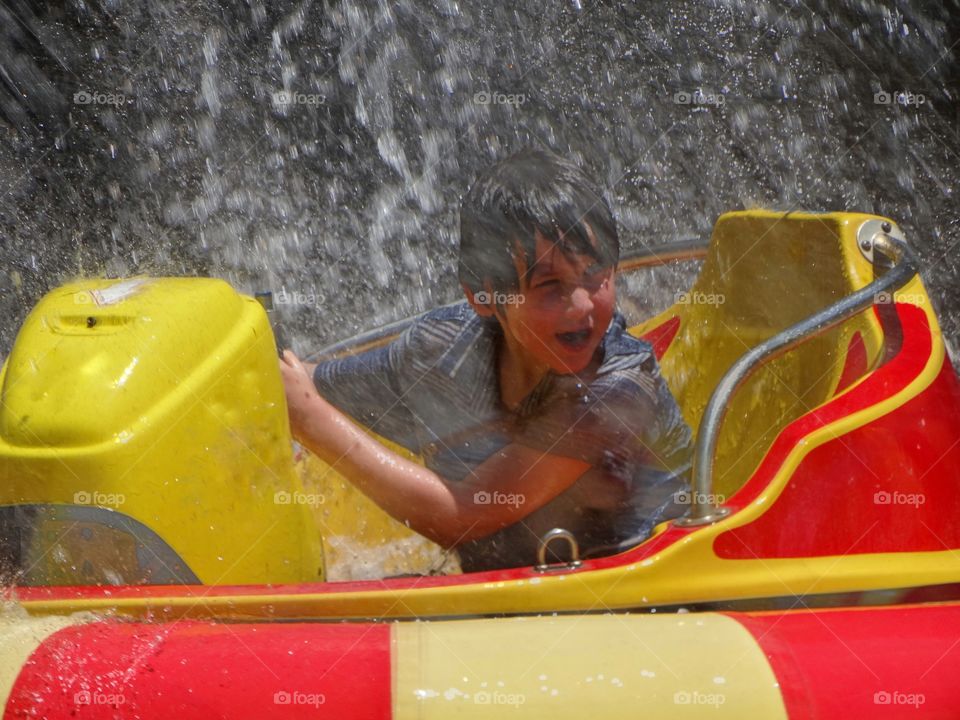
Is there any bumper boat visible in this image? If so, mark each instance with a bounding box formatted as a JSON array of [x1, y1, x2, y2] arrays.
[[1, 210, 959, 717]]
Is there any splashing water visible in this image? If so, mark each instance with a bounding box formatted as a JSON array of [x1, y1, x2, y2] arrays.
[[0, 0, 957, 356]]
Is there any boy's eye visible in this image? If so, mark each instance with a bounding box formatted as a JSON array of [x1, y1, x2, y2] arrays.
[[584, 269, 610, 289], [533, 279, 560, 289]]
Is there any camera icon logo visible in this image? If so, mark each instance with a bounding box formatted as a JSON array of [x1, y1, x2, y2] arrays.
[[274, 491, 292, 505], [474, 491, 491, 505]]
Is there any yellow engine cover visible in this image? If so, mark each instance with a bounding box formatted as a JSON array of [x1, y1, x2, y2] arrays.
[[0, 277, 323, 585]]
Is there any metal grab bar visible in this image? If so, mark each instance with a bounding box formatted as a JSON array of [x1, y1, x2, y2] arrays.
[[674, 232, 920, 527]]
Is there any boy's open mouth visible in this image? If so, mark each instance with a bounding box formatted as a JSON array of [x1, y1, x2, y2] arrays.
[[556, 328, 592, 350]]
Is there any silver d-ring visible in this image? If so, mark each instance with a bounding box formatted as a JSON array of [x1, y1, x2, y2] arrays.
[[535, 528, 582, 572]]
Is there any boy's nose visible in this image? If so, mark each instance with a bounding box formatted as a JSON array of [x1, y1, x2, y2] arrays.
[[568, 286, 594, 316]]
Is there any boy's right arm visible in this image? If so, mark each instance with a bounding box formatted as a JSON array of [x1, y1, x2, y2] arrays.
[[281, 350, 591, 548]]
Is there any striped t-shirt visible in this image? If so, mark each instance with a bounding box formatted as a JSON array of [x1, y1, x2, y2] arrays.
[[314, 301, 692, 572]]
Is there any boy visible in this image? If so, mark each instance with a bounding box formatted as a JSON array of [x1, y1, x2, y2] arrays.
[[280, 149, 692, 572]]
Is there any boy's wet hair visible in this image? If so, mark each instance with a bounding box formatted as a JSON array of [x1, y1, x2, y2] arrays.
[[458, 148, 619, 295]]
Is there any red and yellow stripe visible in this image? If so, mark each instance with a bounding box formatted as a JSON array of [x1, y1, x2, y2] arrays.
[[3, 604, 960, 718]]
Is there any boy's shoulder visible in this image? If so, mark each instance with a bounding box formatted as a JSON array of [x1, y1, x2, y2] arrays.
[[399, 301, 494, 378], [413, 300, 476, 327], [598, 312, 656, 374], [586, 313, 665, 409], [405, 301, 480, 348]]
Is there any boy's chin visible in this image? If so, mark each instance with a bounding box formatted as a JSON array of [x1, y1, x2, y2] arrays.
[[554, 361, 590, 375], [549, 346, 600, 375]]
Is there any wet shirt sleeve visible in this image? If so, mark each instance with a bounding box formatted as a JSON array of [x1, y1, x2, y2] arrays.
[[312, 326, 420, 451]]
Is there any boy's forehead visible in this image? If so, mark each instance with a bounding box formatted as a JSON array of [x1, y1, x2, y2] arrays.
[[520, 233, 599, 276]]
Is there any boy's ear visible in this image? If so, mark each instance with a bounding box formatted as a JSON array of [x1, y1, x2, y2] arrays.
[[462, 282, 496, 318]]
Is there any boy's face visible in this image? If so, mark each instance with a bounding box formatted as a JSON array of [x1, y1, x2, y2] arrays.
[[476, 230, 617, 376]]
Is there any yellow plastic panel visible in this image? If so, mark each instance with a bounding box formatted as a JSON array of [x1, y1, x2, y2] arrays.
[[393, 614, 787, 718], [0, 277, 323, 585]]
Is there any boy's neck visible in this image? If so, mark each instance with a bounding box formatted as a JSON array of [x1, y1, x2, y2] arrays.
[[496, 331, 603, 411]]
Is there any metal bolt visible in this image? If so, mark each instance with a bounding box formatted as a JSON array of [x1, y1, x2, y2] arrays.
[[881, 221, 892, 233]]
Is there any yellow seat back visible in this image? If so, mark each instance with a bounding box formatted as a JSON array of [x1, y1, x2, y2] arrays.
[[0, 277, 324, 585], [634, 211, 888, 499]]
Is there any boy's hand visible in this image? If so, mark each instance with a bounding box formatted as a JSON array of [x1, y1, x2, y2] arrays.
[[279, 350, 323, 440], [278, 351, 367, 468]]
